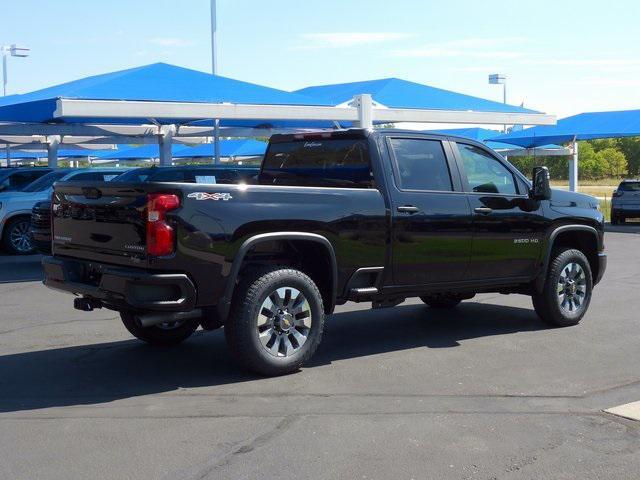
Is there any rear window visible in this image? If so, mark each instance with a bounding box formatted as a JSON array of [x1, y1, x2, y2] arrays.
[[620, 182, 640, 191], [260, 138, 374, 188]]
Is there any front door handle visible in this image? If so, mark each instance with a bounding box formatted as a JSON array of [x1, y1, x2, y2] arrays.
[[474, 207, 493, 215], [397, 205, 419, 214]]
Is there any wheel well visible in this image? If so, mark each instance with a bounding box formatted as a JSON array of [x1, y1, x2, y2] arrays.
[[238, 239, 336, 313], [551, 229, 599, 280]]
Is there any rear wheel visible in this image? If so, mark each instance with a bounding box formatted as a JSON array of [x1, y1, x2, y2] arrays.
[[420, 294, 464, 309], [532, 248, 592, 327], [120, 312, 199, 346], [3, 217, 35, 255], [225, 266, 325, 376]]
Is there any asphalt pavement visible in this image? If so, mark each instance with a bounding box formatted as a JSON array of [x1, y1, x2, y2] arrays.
[[1, 226, 640, 479]]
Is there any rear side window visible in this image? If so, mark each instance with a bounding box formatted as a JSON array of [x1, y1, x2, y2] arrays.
[[261, 138, 374, 188], [620, 182, 640, 191], [389, 138, 453, 191], [457, 143, 517, 195]]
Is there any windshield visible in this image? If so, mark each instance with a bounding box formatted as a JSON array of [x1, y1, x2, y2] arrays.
[[22, 171, 69, 192], [620, 182, 640, 191], [261, 138, 373, 188]]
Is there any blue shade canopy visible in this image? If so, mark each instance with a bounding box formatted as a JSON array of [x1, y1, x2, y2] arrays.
[[96, 139, 267, 160], [97, 144, 187, 160], [491, 109, 640, 147], [174, 139, 267, 158], [0, 63, 328, 125], [1, 148, 118, 159], [427, 127, 515, 150], [430, 127, 564, 152], [295, 78, 538, 113]]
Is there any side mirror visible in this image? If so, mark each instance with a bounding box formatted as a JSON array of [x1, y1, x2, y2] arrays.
[[530, 166, 551, 201]]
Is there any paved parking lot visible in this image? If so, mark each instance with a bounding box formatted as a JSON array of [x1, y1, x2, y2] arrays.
[[1, 226, 640, 480]]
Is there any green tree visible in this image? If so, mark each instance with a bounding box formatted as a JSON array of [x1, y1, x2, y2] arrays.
[[616, 137, 640, 175], [577, 142, 607, 179], [597, 147, 627, 177]]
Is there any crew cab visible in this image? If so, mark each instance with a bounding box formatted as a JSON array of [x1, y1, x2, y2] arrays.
[[42, 130, 606, 375]]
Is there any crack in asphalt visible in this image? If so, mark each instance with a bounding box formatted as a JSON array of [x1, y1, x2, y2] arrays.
[[164, 415, 300, 480]]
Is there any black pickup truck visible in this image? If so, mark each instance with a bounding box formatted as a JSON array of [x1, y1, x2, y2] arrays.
[[43, 129, 606, 375]]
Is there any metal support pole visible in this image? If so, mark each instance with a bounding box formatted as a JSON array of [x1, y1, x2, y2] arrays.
[[210, 0, 218, 74], [159, 125, 176, 166], [1, 49, 7, 96], [214, 119, 221, 164], [569, 139, 579, 192], [47, 135, 61, 168], [354, 94, 373, 129]]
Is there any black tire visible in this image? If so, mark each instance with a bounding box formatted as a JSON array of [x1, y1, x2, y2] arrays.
[[120, 311, 199, 346], [420, 294, 463, 309], [225, 266, 325, 376], [532, 248, 593, 327], [2, 216, 35, 255]]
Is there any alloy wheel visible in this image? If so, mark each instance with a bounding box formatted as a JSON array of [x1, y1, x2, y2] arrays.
[[9, 220, 34, 254], [257, 287, 312, 357], [557, 262, 587, 313]]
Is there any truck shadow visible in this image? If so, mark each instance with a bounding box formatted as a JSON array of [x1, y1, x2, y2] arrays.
[[0, 302, 544, 413]]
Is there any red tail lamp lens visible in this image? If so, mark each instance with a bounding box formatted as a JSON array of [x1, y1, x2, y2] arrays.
[[146, 193, 180, 256]]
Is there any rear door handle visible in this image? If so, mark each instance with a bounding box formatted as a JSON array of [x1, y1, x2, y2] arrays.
[[474, 207, 493, 215], [397, 205, 419, 214]]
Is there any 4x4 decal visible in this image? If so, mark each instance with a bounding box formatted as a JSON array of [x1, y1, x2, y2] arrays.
[[187, 192, 233, 201]]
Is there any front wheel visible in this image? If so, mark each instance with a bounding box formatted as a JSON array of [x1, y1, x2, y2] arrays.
[[225, 266, 325, 376], [532, 248, 593, 327], [120, 312, 199, 346]]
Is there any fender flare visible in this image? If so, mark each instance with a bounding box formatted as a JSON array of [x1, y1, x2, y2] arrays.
[[534, 224, 599, 292], [216, 232, 338, 320]]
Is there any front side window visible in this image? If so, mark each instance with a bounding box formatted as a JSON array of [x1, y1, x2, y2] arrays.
[[389, 138, 453, 191], [457, 143, 517, 195]]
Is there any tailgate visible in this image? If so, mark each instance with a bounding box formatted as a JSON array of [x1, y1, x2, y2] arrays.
[[52, 182, 153, 266]]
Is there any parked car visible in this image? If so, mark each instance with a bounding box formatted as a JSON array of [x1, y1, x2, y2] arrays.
[[31, 165, 261, 255], [43, 129, 606, 375], [0, 168, 126, 254], [0, 167, 52, 193], [611, 179, 640, 225]]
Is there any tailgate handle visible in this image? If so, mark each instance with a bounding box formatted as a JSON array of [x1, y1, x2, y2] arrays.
[[82, 187, 102, 199]]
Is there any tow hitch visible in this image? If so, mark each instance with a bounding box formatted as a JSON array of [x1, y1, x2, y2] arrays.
[[73, 297, 103, 312]]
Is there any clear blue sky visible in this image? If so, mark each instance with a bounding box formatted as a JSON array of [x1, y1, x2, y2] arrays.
[[3, 0, 640, 117]]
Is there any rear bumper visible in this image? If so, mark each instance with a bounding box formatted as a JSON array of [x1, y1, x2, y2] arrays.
[[612, 207, 640, 217], [42, 256, 196, 312], [594, 252, 607, 286]]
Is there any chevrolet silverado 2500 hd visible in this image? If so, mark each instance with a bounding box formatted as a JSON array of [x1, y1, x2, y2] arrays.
[[42, 129, 606, 375]]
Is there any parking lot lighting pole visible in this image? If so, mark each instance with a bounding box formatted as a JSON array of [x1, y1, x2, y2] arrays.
[[489, 74, 507, 132], [2, 44, 30, 166], [211, 0, 221, 165]]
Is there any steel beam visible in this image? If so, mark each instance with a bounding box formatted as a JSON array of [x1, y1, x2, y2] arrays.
[[54, 98, 557, 126]]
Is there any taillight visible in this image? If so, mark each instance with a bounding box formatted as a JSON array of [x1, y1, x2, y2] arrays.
[[612, 190, 622, 197], [146, 193, 180, 256]]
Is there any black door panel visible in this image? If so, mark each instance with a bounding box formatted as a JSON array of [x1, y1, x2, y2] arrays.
[[386, 136, 473, 285]]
